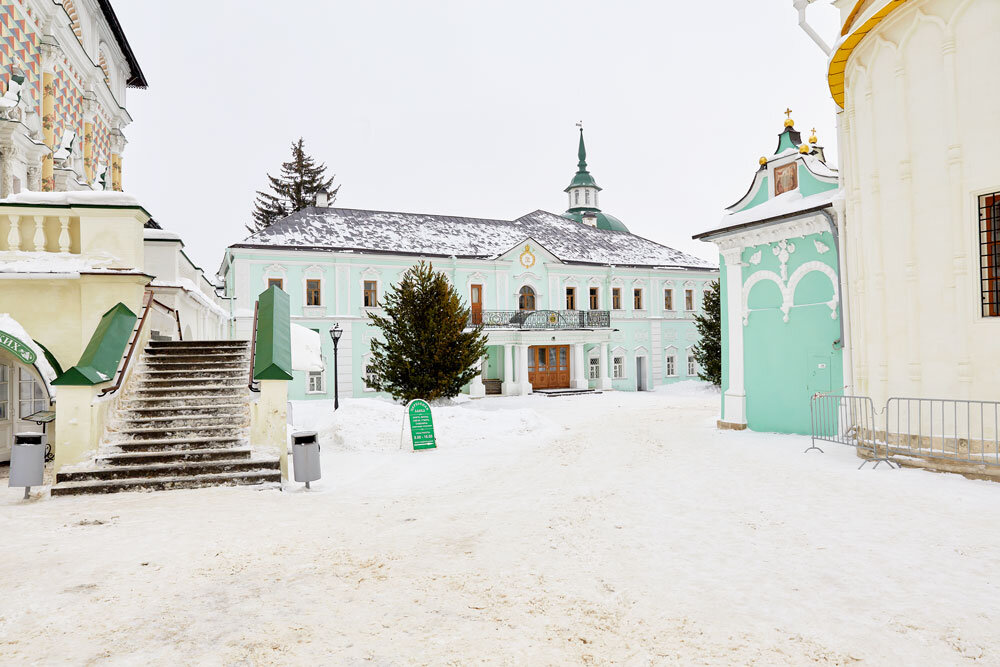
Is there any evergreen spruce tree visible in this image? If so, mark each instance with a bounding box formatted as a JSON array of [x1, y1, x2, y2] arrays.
[[366, 262, 489, 402], [692, 280, 722, 386], [247, 138, 339, 233]]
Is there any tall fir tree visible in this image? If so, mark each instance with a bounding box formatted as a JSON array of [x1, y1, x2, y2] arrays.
[[692, 280, 722, 386], [247, 138, 339, 234], [366, 262, 489, 402]]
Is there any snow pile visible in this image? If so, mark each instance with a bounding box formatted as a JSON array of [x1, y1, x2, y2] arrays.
[[0, 191, 142, 207], [0, 250, 120, 274], [290, 324, 323, 372], [0, 313, 57, 396], [714, 187, 840, 231]]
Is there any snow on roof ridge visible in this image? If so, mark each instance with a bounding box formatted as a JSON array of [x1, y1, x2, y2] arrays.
[[0, 191, 143, 207]]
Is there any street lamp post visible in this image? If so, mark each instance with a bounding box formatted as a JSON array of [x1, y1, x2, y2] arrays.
[[329, 324, 342, 410]]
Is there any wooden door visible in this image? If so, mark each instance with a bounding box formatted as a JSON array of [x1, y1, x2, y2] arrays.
[[528, 346, 570, 389], [471, 284, 483, 325]]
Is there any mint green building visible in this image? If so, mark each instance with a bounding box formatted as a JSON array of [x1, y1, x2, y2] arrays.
[[694, 117, 844, 434], [221, 131, 717, 401]]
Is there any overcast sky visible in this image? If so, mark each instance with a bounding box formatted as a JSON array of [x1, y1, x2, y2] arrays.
[[115, 0, 840, 274]]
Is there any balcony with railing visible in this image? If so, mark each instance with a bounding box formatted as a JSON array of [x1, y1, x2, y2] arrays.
[[470, 309, 611, 330]]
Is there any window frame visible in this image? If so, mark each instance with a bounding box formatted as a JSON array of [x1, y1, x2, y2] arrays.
[[685, 289, 694, 311], [612, 287, 622, 310], [665, 355, 676, 377], [589, 287, 599, 310], [588, 356, 600, 380], [307, 369, 325, 394], [363, 280, 378, 308], [979, 190, 1000, 318], [612, 355, 625, 380], [267, 277, 284, 291], [664, 288, 673, 311], [518, 285, 536, 311], [306, 278, 322, 306], [633, 287, 643, 310], [687, 353, 697, 377], [566, 286, 576, 310]]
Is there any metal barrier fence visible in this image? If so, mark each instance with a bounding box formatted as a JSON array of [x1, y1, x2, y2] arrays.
[[809, 394, 896, 468], [884, 397, 1000, 466]]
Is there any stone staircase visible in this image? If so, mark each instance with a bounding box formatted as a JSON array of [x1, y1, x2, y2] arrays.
[[51, 340, 281, 496]]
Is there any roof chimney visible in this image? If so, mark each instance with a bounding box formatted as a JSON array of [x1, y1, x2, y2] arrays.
[[582, 211, 598, 227], [315, 190, 329, 207]]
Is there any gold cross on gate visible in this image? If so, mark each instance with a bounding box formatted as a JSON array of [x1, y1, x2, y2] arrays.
[[784, 108, 793, 119]]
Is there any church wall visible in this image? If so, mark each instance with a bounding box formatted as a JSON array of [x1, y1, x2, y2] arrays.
[[842, 0, 1000, 407]]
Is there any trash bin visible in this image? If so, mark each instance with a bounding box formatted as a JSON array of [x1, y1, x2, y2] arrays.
[[10, 432, 46, 499], [291, 431, 321, 488]]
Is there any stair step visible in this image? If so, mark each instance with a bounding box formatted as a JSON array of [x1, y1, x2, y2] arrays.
[[120, 403, 248, 415], [56, 458, 273, 482], [118, 423, 239, 438], [123, 394, 247, 406], [148, 340, 248, 348], [98, 447, 253, 465], [135, 381, 245, 391], [50, 468, 282, 496], [115, 436, 243, 451], [144, 369, 246, 377], [121, 413, 242, 426]]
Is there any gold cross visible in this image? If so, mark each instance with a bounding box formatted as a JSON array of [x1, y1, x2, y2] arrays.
[[811, 127, 816, 134], [784, 108, 793, 119]]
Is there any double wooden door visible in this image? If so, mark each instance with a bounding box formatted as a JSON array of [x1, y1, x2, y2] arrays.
[[529, 345, 570, 389]]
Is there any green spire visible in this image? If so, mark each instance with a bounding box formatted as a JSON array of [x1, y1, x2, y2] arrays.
[[565, 127, 601, 193]]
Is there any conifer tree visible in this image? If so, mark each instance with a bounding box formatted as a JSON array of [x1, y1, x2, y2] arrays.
[[247, 138, 339, 233], [366, 262, 489, 402], [692, 280, 722, 386]]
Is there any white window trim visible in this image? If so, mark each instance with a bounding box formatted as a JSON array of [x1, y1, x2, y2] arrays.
[[686, 346, 697, 377], [306, 368, 326, 394], [664, 346, 678, 377], [611, 346, 628, 380], [263, 264, 287, 291], [362, 354, 377, 392]]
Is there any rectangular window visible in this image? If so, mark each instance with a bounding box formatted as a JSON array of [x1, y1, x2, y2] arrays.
[[633, 288, 643, 310], [588, 357, 600, 380], [612, 288, 622, 310], [980, 191, 1000, 317], [364, 364, 377, 390], [665, 355, 676, 377], [589, 287, 599, 310], [267, 278, 283, 291], [613, 356, 625, 379], [566, 287, 576, 310], [306, 279, 321, 306], [364, 280, 378, 308], [687, 354, 697, 377], [664, 289, 673, 311], [18, 368, 46, 417], [307, 370, 325, 393], [0, 365, 8, 420], [685, 289, 694, 311]]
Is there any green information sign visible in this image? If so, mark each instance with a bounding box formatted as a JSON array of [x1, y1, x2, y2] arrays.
[[0, 330, 37, 365], [407, 399, 437, 450]]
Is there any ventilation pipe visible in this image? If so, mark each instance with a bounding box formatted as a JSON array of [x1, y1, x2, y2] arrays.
[[793, 0, 832, 55]]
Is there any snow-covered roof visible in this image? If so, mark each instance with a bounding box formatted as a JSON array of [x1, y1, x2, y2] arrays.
[[233, 207, 713, 270], [698, 188, 840, 239], [0, 191, 143, 207], [0, 250, 122, 274]]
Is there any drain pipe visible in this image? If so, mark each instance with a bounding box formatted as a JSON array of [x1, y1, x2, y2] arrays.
[[793, 0, 832, 55], [819, 207, 853, 395]]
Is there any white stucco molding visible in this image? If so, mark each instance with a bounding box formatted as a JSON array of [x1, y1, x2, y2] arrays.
[[712, 214, 832, 256], [742, 261, 839, 325]]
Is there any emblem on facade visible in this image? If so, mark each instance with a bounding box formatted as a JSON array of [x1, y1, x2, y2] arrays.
[[519, 244, 536, 269], [772, 239, 796, 281]]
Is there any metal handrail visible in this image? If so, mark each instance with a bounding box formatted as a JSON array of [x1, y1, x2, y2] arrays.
[[150, 297, 183, 340], [472, 309, 611, 330], [100, 292, 154, 397], [247, 301, 260, 392]]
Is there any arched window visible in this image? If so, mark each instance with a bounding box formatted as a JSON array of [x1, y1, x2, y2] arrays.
[[574, 190, 580, 205], [518, 286, 536, 311], [62, 0, 83, 42], [585, 189, 590, 205]]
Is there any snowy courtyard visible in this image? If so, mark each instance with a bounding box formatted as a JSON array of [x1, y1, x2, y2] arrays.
[[3, 384, 1000, 664]]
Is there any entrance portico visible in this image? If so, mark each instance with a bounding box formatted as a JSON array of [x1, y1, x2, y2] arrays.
[[472, 310, 614, 396]]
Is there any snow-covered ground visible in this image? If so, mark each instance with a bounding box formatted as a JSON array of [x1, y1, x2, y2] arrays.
[[3, 383, 1000, 664]]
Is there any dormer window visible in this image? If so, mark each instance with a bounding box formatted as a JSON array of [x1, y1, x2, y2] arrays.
[[774, 163, 798, 196]]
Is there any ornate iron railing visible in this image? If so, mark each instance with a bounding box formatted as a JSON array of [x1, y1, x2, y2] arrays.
[[471, 309, 611, 330]]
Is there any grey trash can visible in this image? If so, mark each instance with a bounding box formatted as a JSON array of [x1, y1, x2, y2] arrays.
[[291, 431, 321, 488], [10, 432, 46, 499]]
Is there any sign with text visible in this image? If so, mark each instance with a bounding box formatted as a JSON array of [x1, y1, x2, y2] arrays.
[[406, 399, 437, 451], [0, 330, 37, 365]]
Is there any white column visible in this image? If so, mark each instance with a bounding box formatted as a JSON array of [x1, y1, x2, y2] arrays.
[[469, 355, 486, 398], [571, 342, 587, 390], [517, 343, 531, 395], [502, 343, 514, 396], [598, 342, 611, 391], [721, 247, 746, 425]]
